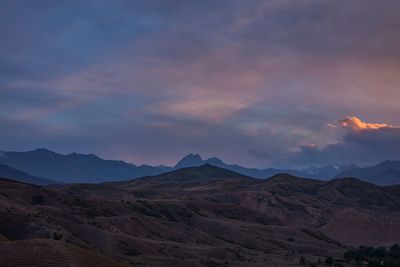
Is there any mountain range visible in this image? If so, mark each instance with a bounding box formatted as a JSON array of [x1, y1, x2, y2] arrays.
[[0, 148, 399, 185], [174, 153, 356, 180], [1, 164, 400, 266], [0, 148, 169, 183], [336, 160, 400, 185]]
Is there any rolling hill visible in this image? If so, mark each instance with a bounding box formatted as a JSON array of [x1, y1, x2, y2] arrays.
[[1, 165, 400, 266]]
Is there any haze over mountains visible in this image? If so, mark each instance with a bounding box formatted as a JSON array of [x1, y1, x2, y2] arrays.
[[1, 148, 399, 185], [174, 153, 356, 180]]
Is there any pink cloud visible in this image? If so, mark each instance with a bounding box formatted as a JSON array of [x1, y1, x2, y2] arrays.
[[337, 116, 399, 131], [155, 97, 252, 123]]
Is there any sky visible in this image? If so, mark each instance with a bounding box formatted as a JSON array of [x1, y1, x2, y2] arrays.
[[1, 0, 400, 168]]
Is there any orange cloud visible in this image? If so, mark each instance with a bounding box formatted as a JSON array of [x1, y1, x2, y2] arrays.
[[337, 116, 399, 131]]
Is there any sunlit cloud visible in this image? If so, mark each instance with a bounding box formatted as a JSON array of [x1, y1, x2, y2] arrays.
[[337, 116, 399, 131], [250, 115, 400, 168]]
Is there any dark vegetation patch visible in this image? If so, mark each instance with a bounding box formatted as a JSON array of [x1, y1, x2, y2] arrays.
[[130, 200, 163, 218], [86, 207, 115, 218], [343, 244, 400, 267], [71, 197, 92, 208], [0, 213, 31, 240], [52, 232, 63, 240], [275, 197, 306, 211], [118, 240, 142, 256], [32, 195, 44, 205], [200, 259, 226, 267]]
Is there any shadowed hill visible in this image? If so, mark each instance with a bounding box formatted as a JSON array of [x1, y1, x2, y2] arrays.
[[317, 177, 400, 209], [120, 164, 258, 189], [0, 164, 55, 185], [260, 173, 322, 193], [139, 164, 255, 182], [2, 166, 400, 266], [0, 239, 129, 267]]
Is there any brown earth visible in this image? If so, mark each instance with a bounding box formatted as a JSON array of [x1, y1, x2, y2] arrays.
[[1, 165, 400, 266]]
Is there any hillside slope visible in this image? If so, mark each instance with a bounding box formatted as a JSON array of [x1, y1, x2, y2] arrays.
[[0, 164, 55, 185], [2, 165, 400, 266]]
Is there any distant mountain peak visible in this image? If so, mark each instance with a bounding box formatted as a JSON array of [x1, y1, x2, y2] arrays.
[[67, 152, 101, 160], [175, 153, 204, 168], [32, 148, 55, 153], [336, 160, 400, 185], [186, 153, 202, 159], [299, 163, 357, 179], [205, 157, 225, 165], [174, 153, 230, 169]]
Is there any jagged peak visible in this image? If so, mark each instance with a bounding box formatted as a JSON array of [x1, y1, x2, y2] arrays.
[[175, 153, 204, 168], [32, 148, 55, 153], [206, 157, 225, 165], [183, 153, 202, 160]]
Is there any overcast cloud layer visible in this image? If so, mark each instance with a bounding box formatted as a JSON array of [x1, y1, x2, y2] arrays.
[[1, 0, 400, 168]]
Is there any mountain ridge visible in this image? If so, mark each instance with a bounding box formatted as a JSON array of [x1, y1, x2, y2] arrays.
[[0, 164, 55, 185], [0, 148, 169, 183], [2, 148, 399, 186], [336, 160, 400, 185], [174, 153, 356, 180]]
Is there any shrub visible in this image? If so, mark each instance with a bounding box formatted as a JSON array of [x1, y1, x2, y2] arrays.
[[53, 232, 63, 240], [325, 257, 334, 266], [32, 195, 44, 205]]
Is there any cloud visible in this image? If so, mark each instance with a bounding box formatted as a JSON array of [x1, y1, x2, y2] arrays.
[[251, 116, 400, 167], [337, 116, 399, 131], [155, 98, 251, 123], [1, 1, 400, 167]]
